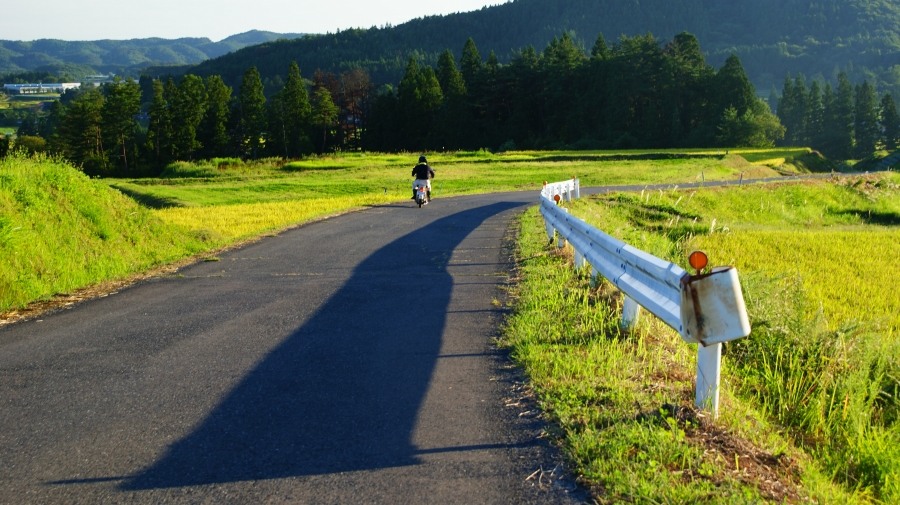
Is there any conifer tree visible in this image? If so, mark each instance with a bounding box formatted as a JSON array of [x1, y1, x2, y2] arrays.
[[853, 81, 879, 157], [881, 93, 900, 150], [311, 86, 338, 153], [459, 38, 483, 89], [101, 78, 141, 175], [282, 61, 312, 157], [170, 74, 207, 161], [59, 87, 106, 175], [198, 75, 232, 158], [238, 66, 267, 159], [145, 79, 173, 168], [831, 72, 855, 159]]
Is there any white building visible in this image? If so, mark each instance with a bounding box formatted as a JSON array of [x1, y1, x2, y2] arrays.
[[2, 83, 81, 95]]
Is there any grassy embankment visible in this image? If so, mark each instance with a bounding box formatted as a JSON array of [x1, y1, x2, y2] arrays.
[[503, 172, 899, 503], [0, 155, 208, 313]]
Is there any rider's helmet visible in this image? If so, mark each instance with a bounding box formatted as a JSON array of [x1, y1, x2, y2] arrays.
[[419, 155, 427, 163]]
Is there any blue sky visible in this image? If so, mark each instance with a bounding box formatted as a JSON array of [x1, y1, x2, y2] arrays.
[[1, 1, 506, 41]]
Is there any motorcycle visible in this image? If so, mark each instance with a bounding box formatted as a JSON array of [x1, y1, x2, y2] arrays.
[[414, 182, 429, 207]]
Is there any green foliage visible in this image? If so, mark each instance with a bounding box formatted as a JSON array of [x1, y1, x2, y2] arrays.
[[237, 67, 267, 159]]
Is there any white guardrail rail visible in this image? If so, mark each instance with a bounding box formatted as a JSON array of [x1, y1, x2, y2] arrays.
[[539, 179, 751, 417]]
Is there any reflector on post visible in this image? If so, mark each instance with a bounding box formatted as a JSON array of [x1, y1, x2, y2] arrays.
[[688, 250, 708, 273]]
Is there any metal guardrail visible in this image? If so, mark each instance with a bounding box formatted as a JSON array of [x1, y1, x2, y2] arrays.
[[539, 179, 751, 416], [540, 178, 580, 202]]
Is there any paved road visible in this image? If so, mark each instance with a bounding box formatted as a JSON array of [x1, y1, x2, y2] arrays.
[[0, 193, 588, 504]]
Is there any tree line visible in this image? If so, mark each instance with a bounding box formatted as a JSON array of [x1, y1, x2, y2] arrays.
[[364, 32, 784, 153], [6, 61, 345, 176], [2, 32, 799, 176], [14, 32, 899, 173], [775, 73, 900, 159]]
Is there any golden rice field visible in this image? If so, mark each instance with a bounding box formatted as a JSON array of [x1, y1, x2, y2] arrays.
[[695, 229, 900, 334]]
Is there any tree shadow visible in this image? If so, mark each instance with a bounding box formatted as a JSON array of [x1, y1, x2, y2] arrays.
[[119, 201, 521, 490], [835, 209, 900, 226]]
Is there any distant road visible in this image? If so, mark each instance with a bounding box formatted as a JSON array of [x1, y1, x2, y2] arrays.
[[0, 191, 588, 504]]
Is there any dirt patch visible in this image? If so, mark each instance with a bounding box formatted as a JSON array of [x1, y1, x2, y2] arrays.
[[637, 403, 808, 503]]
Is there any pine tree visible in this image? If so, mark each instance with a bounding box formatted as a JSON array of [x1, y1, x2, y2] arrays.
[[459, 38, 483, 89], [238, 67, 267, 159], [282, 61, 312, 157], [198, 75, 232, 158], [170, 74, 207, 161], [59, 87, 107, 175], [311, 86, 338, 153], [715, 55, 755, 117], [436, 50, 468, 148], [145, 79, 173, 168], [101, 78, 142, 175], [437, 50, 466, 98], [831, 72, 855, 159], [854, 81, 879, 157], [806, 80, 825, 148], [881, 93, 900, 150]]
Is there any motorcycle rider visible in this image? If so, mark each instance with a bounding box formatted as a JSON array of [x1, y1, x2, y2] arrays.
[[411, 155, 435, 202]]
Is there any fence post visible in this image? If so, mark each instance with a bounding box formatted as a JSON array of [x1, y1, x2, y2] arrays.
[[695, 343, 722, 417]]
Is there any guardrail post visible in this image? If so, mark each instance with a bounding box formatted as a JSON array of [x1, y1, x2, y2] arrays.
[[696, 343, 722, 417], [621, 296, 642, 330]]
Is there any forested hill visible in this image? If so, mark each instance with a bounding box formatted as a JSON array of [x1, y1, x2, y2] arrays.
[[0, 31, 304, 77], [185, 0, 900, 97]]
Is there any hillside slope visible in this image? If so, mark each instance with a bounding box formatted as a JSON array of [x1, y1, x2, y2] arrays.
[[187, 0, 900, 96]]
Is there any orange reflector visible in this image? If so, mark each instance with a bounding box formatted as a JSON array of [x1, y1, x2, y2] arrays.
[[553, 194, 561, 203], [688, 250, 708, 272]]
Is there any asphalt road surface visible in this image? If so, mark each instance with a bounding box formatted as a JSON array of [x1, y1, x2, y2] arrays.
[[0, 192, 589, 504]]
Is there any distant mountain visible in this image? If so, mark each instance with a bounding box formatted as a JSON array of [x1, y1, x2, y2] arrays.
[[0, 30, 305, 77], [184, 0, 900, 97]]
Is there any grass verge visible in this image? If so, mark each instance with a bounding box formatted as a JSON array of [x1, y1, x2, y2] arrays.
[[503, 173, 898, 502]]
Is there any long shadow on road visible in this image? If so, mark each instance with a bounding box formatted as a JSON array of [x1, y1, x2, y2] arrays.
[[122, 201, 521, 489]]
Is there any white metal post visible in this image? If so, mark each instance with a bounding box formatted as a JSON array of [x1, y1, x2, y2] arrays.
[[621, 296, 642, 331], [695, 343, 722, 417]]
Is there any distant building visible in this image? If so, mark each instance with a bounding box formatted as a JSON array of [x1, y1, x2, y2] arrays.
[[2, 83, 81, 95], [83, 74, 115, 87]]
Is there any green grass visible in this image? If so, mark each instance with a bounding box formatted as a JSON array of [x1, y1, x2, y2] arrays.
[[511, 173, 899, 502], [0, 153, 207, 311]]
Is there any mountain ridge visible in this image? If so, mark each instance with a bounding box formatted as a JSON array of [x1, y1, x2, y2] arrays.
[[0, 30, 306, 77], [183, 0, 900, 96]]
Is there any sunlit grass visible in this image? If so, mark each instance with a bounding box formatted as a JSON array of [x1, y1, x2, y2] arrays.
[[0, 154, 205, 311], [156, 193, 399, 244]]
